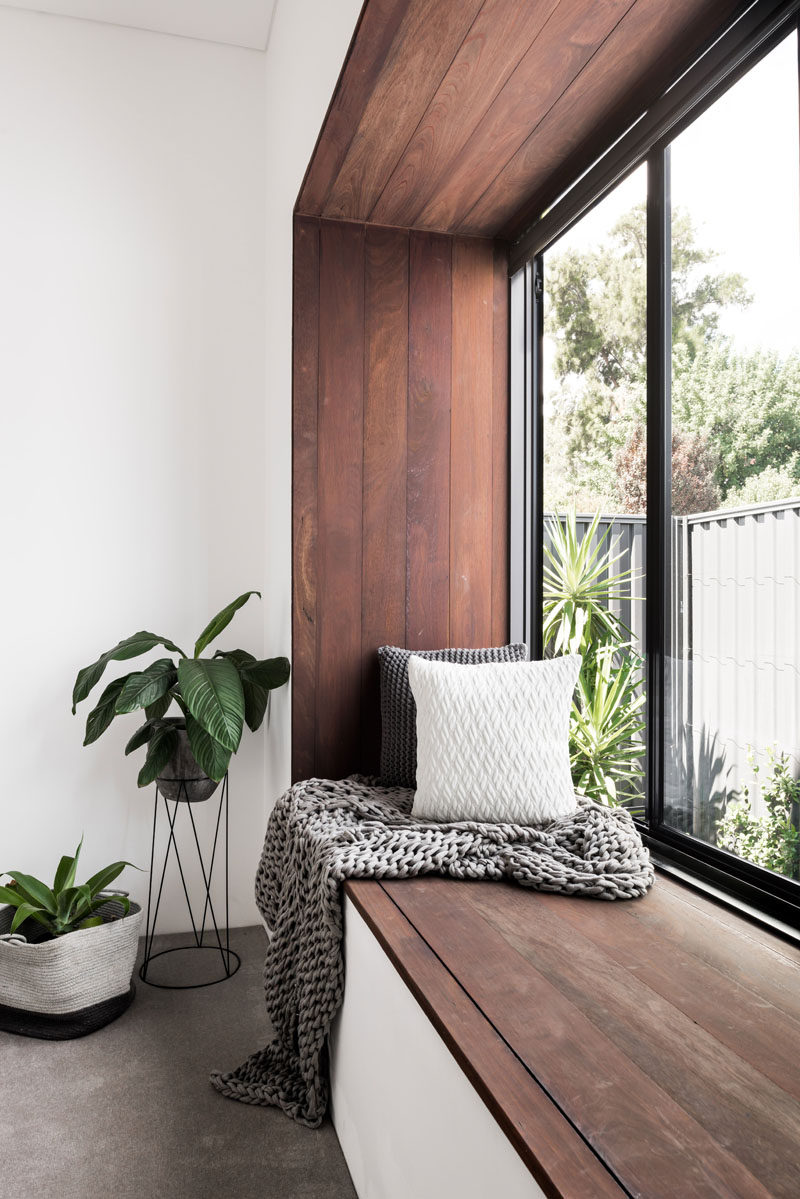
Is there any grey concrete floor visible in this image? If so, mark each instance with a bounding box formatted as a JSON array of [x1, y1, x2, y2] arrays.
[[0, 926, 357, 1199]]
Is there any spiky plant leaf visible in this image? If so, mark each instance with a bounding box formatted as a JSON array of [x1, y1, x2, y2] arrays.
[[53, 837, 82, 894]]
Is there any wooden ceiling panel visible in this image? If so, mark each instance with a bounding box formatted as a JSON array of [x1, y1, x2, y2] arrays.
[[461, 0, 747, 239], [368, 0, 564, 228], [299, 0, 411, 216], [413, 0, 636, 234], [297, 0, 748, 240], [320, 0, 485, 221]]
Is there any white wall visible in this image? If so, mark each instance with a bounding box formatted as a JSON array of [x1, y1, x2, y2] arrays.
[[0, 0, 360, 934], [0, 4, 269, 932]]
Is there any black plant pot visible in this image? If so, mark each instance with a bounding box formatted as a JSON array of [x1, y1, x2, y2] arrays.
[[156, 720, 220, 803]]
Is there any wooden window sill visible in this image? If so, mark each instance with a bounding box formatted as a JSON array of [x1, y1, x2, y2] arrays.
[[344, 872, 800, 1199]]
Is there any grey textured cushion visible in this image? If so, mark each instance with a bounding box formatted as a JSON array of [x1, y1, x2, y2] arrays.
[[378, 643, 529, 788]]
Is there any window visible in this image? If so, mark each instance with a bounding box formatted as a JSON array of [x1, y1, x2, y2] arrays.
[[511, 1, 800, 924]]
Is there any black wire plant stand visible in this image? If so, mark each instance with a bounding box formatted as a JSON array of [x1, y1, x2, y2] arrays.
[[139, 774, 241, 989]]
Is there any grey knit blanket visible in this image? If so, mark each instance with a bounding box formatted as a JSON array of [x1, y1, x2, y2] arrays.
[[210, 776, 654, 1127]]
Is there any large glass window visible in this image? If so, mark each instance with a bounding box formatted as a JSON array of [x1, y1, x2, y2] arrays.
[[513, 11, 800, 917], [665, 33, 800, 881], [543, 167, 647, 815]]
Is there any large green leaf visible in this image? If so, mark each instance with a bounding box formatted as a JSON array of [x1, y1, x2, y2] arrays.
[[0, 883, 25, 908], [84, 860, 137, 897], [2, 872, 56, 914], [145, 692, 173, 721], [115, 659, 177, 714], [53, 837, 82, 894], [138, 724, 179, 788], [185, 714, 232, 782], [83, 676, 131, 746], [11, 903, 45, 934], [241, 656, 290, 691], [177, 658, 244, 752], [215, 650, 268, 732], [125, 720, 157, 756], [72, 631, 186, 713], [193, 592, 260, 658]]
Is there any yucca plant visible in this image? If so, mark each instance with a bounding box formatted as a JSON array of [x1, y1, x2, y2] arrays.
[[0, 838, 137, 938], [543, 509, 632, 661], [543, 510, 645, 809], [569, 644, 646, 810], [72, 591, 290, 786]]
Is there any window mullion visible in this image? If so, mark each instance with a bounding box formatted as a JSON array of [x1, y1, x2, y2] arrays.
[[646, 147, 671, 833]]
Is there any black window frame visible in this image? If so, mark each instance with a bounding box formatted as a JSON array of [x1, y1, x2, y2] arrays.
[[510, 0, 800, 931]]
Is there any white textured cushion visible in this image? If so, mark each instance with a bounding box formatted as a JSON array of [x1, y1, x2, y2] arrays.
[[408, 655, 581, 826]]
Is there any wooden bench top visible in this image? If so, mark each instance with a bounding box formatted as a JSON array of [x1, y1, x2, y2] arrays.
[[344, 873, 800, 1199]]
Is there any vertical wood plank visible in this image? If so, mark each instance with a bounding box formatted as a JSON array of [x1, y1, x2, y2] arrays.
[[407, 232, 452, 649], [292, 216, 320, 782], [316, 220, 365, 778], [361, 226, 409, 771], [450, 238, 494, 646], [491, 241, 510, 645]]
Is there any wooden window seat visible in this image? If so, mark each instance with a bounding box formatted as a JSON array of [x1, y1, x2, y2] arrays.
[[329, 874, 800, 1199]]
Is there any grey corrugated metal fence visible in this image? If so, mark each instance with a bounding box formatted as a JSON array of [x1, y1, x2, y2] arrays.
[[547, 500, 800, 837]]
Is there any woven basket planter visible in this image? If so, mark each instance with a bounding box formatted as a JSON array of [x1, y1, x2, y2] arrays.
[[0, 897, 143, 1040]]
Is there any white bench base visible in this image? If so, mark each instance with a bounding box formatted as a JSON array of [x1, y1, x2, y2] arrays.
[[329, 895, 544, 1199]]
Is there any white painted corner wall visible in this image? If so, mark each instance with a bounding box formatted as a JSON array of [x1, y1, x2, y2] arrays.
[[0, 0, 361, 931]]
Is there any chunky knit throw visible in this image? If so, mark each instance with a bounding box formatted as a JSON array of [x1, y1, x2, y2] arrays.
[[210, 776, 654, 1127]]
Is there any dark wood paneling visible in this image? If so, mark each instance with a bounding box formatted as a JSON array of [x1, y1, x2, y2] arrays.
[[361, 226, 409, 772], [418, 0, 635, 234], [291, 217, 320, 783], [378, 875, 797, 1198], [346, 879, 627, 1199], [406, 232, 452, 650], [297, 0, 745, 238], [298, 0, 412, 216], [315, 220, 365, 779], [322, 0, 485, 222], [450, 238, 494, 645], [465, 0, 745, 239], [368, 0, 562, 229], [293, 220, 508, 779]]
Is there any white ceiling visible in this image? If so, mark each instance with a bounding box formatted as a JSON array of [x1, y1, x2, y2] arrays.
[[0, 0, 278, 49]]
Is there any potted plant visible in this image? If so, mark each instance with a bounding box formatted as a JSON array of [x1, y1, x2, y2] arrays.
[[72, 591, 290, 801], [0, 839, 142, 1039]]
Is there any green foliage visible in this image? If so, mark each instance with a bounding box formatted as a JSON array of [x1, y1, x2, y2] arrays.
[[570, 645, 646, 809], [543, 511, 632, 658], [726, 463, 800, 507], [717, 747, 800, 878], [672, 341, 800, 499], [545, 203, 800, 512], [73, 594, 290, 785], [543, 511, 645, 808], [0, 838, 138, 939]]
